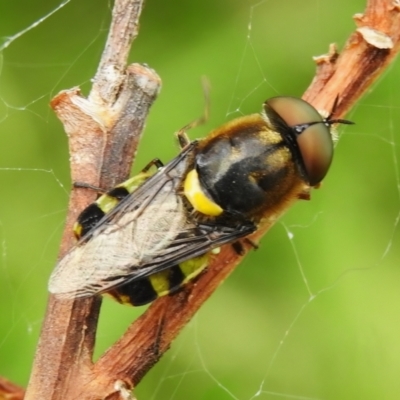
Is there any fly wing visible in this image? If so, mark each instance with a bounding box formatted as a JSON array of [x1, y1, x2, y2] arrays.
[[49, 143, 196, 297], [49, 142, 256, 299], [49, 181, 189, 297]]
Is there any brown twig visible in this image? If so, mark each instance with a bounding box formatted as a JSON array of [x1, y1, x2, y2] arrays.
[[0, 376, 25, 400], [303, 0, 400, 111], [89, 0, 400, 390], [24, 1, 161, 400], [19, 0, 400, 399]]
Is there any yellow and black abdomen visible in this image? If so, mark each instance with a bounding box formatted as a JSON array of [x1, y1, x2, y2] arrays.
[[74, 169, 156, 239], [106, 254, 209, 306], [74, 168, 210, 306]]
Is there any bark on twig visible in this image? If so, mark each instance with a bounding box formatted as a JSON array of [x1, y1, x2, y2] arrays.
[[0, 376, 25, 400], [25, 1, 161, 400], [17, 0, 400, 399], [303, 0, 400, 111]]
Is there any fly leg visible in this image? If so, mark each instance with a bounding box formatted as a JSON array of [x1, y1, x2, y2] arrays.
[[141, 158, 164, 172], [175, 77, 210, 149]]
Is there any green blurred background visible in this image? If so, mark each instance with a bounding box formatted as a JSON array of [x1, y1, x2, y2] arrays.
[[1, 0, 399, 399]]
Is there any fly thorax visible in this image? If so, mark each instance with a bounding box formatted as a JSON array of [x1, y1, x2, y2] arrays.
[[192, 130, 302, 218]]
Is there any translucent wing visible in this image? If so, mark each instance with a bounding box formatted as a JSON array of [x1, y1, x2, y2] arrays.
[[49, 142, 256, 298]]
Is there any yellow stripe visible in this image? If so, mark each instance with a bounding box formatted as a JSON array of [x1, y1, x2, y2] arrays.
[[184, 169, 223, 216], [96, 170, 154, 214], [148, 253, 210, 297], [148, 270, 172, 297], [179, 253, 209, 283]]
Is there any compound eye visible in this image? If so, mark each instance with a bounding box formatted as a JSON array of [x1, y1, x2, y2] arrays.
[[265, 97, 334, 186]]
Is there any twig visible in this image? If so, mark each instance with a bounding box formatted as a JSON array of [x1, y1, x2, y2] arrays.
[[0, 376, 25, 400], [90, 0, 400, 389], [24, 1, 160, 400], [303, 0, 400, 112]]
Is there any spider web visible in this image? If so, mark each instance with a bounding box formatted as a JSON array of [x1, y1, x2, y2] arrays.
[[1, 1, 400, 399]]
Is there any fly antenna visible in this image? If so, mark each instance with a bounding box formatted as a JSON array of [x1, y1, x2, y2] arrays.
[[175, 77, 211, 149], [324, 95, 354, 126]]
